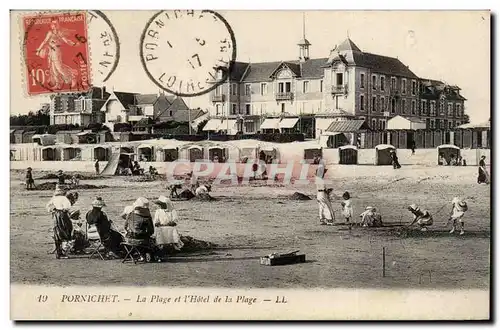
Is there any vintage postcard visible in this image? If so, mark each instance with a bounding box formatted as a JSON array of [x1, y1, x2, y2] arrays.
[[9, 10, 491, 320]]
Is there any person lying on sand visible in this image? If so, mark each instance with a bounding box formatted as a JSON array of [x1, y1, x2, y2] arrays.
[[166, 183, 183, 199], [407, 204, 433, 232], [195, 184, 212, 198]]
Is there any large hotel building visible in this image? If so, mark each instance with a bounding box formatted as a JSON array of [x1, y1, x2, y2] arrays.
[[206, 33, 467, 138]]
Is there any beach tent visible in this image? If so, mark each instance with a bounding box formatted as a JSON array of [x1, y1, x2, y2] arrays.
[[375, 144, 396, 165], [339, 145, 358, 165], [137, 144, 155, 161], [437, 144, 460, 165]]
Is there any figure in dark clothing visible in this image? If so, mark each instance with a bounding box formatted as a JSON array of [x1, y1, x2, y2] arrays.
[[410, 140, 416, 155], [86, 197, 124, 258], [477, 155, 490, 184], [95, 160, 100, 175], [57, 170, 65, 184], [25, 167, 35, 190], [390, 150, 401, 169], [124, 197, 155, 242]]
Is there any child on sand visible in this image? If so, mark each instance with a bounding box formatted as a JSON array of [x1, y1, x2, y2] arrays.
[[407, 204, 433, 231], [448, 197, 468, 235], [341, 191, 353, 224]]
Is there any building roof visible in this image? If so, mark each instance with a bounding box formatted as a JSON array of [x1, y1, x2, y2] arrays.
[[297, 38, 311, 46], [113, 91, 137, 110], [86, 87, 110, 99], [240, 57, 329, 82], [420, 78, 466, 101], [351, 52, 418, 78], [135, 94, 158, 105], [336, 38, 362, 52], [230, 61, 250, 81], [172, 108, 205, 123], [326, 120, 370, 132]]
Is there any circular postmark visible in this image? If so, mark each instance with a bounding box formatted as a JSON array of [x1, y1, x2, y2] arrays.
[[139, 10, 237, 97], [22, 10, 120, 95]]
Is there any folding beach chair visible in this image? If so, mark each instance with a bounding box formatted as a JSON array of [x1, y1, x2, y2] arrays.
[[86, 224, 105, 260], [121, 237, 156, 264]]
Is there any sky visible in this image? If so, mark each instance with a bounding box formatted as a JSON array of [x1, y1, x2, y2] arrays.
[[10, 10, 490, 123]]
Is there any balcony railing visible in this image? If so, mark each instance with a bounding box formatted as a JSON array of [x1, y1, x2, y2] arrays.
[[275, 92, 293, 101], [211, 94, 225, 102], [331, 84, 348, 94]]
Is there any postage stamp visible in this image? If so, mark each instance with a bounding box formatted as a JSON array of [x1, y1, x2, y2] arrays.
[[140, 10, 237, 97], [23, 11, 91, 95]]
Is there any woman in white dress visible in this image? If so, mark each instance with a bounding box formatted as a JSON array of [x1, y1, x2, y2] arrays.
[[153, 196, 184, 251], [316, 163, 335, 225]]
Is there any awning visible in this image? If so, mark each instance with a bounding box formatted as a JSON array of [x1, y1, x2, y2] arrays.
[[203, 119, 223, 131], [9, 129, 15, 134], [260, 118, 280, 130], [326, 120, 369, 132], [437, 144, 460, 150], [76, 131, 92, 136], [279, 118, 299, 129], [137, 144, 154, 149]]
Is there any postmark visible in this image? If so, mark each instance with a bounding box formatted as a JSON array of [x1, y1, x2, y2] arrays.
[[140, 10, 237, 97], [23, 11, 91, 95], [86, 10, 120, 83]]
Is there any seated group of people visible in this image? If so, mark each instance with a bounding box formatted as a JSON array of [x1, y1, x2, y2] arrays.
[[46, 184, 183, 261]]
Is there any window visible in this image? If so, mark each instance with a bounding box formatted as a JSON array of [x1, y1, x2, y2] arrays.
[[245, 104, 251, 115], [285, 82, 291, 92], [261, 103, 267, 114], [216, 104, 221, 116], [380, 76, 385, 91], [169, 110, 173, 116], [231, 83, 237, 95], [303, 81, 309, 93], [391, 77, 397, 90], [372, 96, 377, 112], [245, 84, 251, 96], [401, 79, 407, 94], [411, 80, 417, 95], [372, 75, 377, 90], [439, 100, 445, 114], [336, 73, 343, 86], [440, 121, 445, 129], [447, 103, 453, 116], [320, 80, 323, 93], [430, 101, 436, 116], [430, 119, 435, 129], [360, 73, 365, 88], [260, 83, 267, 95], [215, 85, 221, 96], [448, 121, 453, 129], [381, 97, 385, 112], [456, 121, 461, 126], [380, 119, 386, 130], [231, 104, 237, 115], [372, 119, 377, 129], [401, 99, 406, 114], [391, 98, 396, 113], [411, 100, 416, 115], [421, 100, 427, 114], [281, 103, 285, 113], [360, 95, 365, 111], [456, 104, 461, 117]]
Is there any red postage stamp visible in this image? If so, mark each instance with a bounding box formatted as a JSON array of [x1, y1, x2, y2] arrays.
[[23, 11, 91, 95]]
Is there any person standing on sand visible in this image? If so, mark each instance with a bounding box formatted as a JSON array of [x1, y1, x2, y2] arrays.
[[316, 163, 335, 225], [95, 159, 100, 175], [477, 155, 490, 184], [25, 167, 35, 190], [341, 191, 353, 224], [46, 184, 73, 259], [410, 140, 416, 155], [390, 150, 401, 169]]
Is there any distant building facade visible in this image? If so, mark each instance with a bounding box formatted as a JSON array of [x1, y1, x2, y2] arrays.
[[50, 87, 109, 126], [208, 35, 468, 137]]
